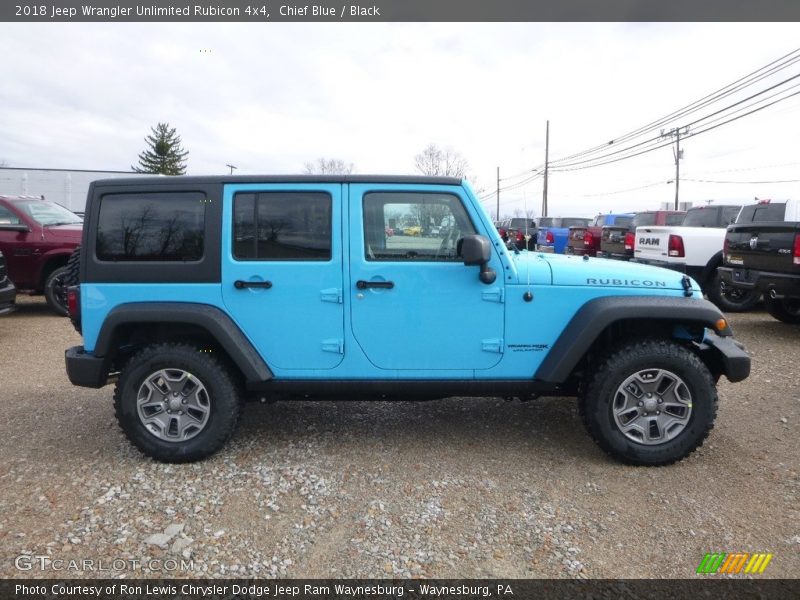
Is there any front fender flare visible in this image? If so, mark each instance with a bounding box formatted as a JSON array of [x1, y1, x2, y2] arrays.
[[534, 295, 738, 384]]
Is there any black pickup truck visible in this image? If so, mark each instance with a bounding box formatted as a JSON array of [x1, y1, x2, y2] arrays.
[[719, 199, 800, 323]]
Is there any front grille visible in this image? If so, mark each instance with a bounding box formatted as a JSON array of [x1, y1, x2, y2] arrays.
[[0, 255, 6, 280]]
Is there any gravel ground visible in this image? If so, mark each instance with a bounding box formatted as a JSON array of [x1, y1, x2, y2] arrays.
[[0, 295, 797, 579]]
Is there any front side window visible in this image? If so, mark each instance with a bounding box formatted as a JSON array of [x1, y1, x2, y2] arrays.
[[363, 192, 476, 261], [0, 205, 22, 225], [233, 191, 331, 261], [96, 192, 205, 261]]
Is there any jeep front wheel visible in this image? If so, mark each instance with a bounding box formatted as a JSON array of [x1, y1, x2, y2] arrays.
[[114, 343, 242, 462], [580, 339, 717, 466]]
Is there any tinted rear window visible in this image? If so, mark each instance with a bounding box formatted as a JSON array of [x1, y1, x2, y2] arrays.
[[96, 192, 205, 261], [737, 203, 786, 223], [665, 213, 685, 225], [509, 218, 535, 229], [632, 213, 657, 227], [614, 216, 633, 228], [538, 217, 555, 227], [560, 218, 591, 228], [682, 207, 721, 227]]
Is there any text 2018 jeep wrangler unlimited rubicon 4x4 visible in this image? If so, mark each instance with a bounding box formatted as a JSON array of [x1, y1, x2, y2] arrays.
[[65, 176, 750, 465]]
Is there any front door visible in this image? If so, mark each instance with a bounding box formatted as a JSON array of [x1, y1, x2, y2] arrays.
[[221, 183, 344, 371], [348, 184, 505, 372]]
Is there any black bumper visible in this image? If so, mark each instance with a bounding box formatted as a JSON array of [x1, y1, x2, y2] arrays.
[[596, 250, 631, 261], [65, 346, 109, 388], [0, 279, 16, 316], [631, 259, 708, 286], [718, 266, 800, 299], [698, 331, 751, 383]]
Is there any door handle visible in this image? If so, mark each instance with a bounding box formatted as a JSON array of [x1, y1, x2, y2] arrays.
[[234, 280, 272, 289], [356, 280, 394, 290]]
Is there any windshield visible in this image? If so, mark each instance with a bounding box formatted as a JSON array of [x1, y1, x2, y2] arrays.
[[14, 200, 82, 226]]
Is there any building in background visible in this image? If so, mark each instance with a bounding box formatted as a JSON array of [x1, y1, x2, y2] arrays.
[[0, 168, 156, 213]]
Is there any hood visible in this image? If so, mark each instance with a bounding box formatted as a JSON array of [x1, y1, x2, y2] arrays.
[[512, 252, 702, 293], [44, 224, 83, 240]]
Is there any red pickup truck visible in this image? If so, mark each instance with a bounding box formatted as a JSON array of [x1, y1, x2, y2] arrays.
[[0, 195, 82, 315]]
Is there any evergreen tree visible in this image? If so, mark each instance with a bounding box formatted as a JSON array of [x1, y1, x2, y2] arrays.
[[132, 122, 189, 175]]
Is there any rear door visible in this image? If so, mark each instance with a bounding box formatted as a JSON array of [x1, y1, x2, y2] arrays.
[[221, 183, 345, 371], [348, 184, 505, 372]]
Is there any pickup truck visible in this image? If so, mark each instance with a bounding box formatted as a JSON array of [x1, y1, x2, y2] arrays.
[[0, 195, 83, 315], [597, 210, 686, 261], [565, 213, 634, 257], [632, 204, 760, 312], [501, 217, 537, 250], [536, 216, 592, 254], [718, 199, 800, 323]]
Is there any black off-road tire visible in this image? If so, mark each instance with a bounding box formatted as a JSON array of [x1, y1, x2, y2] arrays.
[[114, 343, 243, 462], [706, 271, 760, 313], [64, 246, 80, 287], [579, 338, 717, 466], [763, 295, 800, 324], [44, 266, 69, 316]]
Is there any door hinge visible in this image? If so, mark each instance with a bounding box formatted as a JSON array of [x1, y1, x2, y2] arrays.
[[320, 288, 343, 304], [481, 338, 504, 353], [481, 287, 504, 303], [321, 339, 344, 354]]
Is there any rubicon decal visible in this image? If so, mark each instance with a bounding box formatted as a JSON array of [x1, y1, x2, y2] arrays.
[[696, 552, 773, 574], [586, 278, 667, 287]]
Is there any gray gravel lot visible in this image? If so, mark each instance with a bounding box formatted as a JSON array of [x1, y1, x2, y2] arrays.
[[0, 295, 798, 579]]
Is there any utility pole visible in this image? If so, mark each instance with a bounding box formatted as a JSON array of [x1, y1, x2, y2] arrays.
[[660, 127, 688, 210], [496, 166, 500, 221], [542, 120, 550, 217]]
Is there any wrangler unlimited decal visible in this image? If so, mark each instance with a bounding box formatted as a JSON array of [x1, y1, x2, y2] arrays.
[[586, 278, 667, 287]]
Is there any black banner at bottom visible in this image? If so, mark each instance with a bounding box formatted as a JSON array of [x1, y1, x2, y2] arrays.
[[2, 579, 797, 600]]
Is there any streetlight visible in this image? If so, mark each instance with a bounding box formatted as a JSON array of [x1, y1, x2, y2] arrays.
[[226, 164, 237, 175]]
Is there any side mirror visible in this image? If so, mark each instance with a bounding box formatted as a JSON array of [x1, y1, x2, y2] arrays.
[[460, 234, 496, 284], [0, 224, 30, 232]]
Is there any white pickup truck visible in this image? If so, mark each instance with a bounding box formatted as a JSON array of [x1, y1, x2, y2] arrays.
[[632, 204, 760, 312]]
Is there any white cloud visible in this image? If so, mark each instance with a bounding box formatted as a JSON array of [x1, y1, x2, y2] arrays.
[[1, 22, 799, 214]]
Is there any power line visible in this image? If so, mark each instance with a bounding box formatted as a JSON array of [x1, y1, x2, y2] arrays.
[[547, 47, 800, 167], [551, 85, 800, 172]]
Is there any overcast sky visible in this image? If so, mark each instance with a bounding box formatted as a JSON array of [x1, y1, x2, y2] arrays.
[[2, 22, 800, 216]]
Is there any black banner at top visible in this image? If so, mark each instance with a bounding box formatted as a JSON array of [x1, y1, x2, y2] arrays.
[[3, 0, 800, 22]]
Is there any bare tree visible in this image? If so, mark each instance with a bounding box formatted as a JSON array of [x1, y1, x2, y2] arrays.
[[414, 144, 469, 177], [303, 158, 354, 175]]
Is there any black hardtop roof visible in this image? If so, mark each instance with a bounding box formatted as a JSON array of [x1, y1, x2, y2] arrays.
[[91, 174, 464, 187]]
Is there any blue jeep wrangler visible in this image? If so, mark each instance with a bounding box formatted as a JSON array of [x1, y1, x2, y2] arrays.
[[65, 175, 750, 465]]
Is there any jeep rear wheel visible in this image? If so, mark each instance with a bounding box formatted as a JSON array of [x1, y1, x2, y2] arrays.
[[580, 339, 717, 466], [114, 343, 242, 462], [44, 266, 69, 316], [763, 295, 800, 324]]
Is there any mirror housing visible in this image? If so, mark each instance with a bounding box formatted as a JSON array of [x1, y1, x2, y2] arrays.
[[460, 234, 497, 284]]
